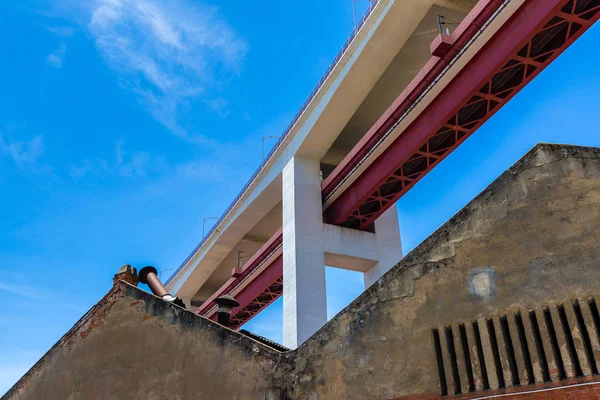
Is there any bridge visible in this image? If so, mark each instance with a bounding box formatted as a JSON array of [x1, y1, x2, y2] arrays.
[[166, 0, 600, 349]]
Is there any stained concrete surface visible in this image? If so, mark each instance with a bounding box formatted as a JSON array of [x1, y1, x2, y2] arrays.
[[284, 144, 600, 399], [4, 144, 600, 400], [2, 283, 283, 400]]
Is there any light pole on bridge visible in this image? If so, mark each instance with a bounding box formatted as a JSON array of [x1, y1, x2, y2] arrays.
[[202, 216, 219, 239], [261, 136, 280, 162]]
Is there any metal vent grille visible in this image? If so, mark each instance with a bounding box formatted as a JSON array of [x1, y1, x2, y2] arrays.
[[433, 297, 600, 396]]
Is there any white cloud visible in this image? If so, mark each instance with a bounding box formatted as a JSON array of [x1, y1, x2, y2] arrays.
[[175, 159, 224, 181], [41, 24, 77, 37], [203, 97, 230, 117], [0, 281, 43, 299], [68, 157, 111, 179], [67, 137, 230, 184], [0, 135, 44, 165], [46, 43, 67, 68], [0, 279, 85, 313], [82, 0, 248, 137], [68, 139, 165, 180]]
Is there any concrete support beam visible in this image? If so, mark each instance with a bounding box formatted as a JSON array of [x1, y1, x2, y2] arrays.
[[364, 206, 403, 288], [282, 161, 402, 348], [282, 157, 328, 349], [324, 224, 377, 272]]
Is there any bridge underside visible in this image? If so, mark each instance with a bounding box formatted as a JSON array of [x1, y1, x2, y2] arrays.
[[323, 0, 600, 230], [194, 0, 600, 333]]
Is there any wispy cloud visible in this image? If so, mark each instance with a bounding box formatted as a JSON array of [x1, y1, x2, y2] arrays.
[[0, 279, 85, 312], [78, 0, 248, 137], [203, 97, 230, 117], [40, 24, 77, 37], [114, 139, 156, 177], [67, 137, 232, 185], [175, 159, 225, 181], [68, 139, 166, 180], [0, 281, 45, 299], [0, 135, 44, 165], [46, 43, 67, 68]]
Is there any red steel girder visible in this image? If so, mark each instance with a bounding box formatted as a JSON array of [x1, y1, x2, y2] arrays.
[[228, 267, 283, 330], [201, 256, 283, 330], [321, 0, 506, 202], [323, 0, 600, 230], [196, 229, 283, 328]]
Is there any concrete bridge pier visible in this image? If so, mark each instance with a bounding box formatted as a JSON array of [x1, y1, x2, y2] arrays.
[[364, 206, 403, 288], [282, 157, 402, 349], [282, 157, 328, 349]]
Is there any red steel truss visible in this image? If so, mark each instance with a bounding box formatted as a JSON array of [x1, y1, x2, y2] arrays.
[[200, 256, 282, 330], [196, 0, 599, 328], [195, 230, 283, 329], [321, 0, 507, 204], [229, 273, 283, 330], [323, 0, 600, 230]]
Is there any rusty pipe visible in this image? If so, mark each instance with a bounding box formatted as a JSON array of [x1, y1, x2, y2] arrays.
[[138, 266, 186, 308], [138, 266, 169, 296]]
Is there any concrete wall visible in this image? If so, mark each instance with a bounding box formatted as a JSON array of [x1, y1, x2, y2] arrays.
[[284, 144, 600, 399], [2, 283, 284, 400], [5, 144, 600, 400]]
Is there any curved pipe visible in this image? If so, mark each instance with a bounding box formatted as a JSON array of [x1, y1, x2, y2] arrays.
[[139, 266, 185, 308]]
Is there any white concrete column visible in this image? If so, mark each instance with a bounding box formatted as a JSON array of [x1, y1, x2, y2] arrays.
[[282, 157, 327, 349], [364, 205, 403, 288]]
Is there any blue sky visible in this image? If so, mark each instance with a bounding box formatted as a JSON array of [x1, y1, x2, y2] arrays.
[[0, 0, 599, 394]]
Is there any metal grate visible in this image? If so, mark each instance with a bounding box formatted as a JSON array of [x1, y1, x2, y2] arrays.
[[433, 296, 600, 396]]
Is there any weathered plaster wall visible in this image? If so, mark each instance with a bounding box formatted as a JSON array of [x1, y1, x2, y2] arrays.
[[285, 144, 600, 400], [2, 283, 284, 400], [5, 144, 600, 400]]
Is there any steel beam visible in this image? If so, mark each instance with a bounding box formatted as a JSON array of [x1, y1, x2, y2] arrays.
[[321, 0, 508, 207], [323, 0, 600, 230], [228, 257, 283, 330], [203, 260, 283, 330], [196, 229, 282, 328]]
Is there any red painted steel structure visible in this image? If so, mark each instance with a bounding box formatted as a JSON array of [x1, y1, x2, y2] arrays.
[[321, 0, 509, 210], [229, 271, 282, 329], [196, 230, 283, 329], [198, 0, 600, 328], [323, 0, 600, 230]]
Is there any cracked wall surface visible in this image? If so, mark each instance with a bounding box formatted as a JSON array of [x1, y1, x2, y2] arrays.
[[4, 144, 600, 400]]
